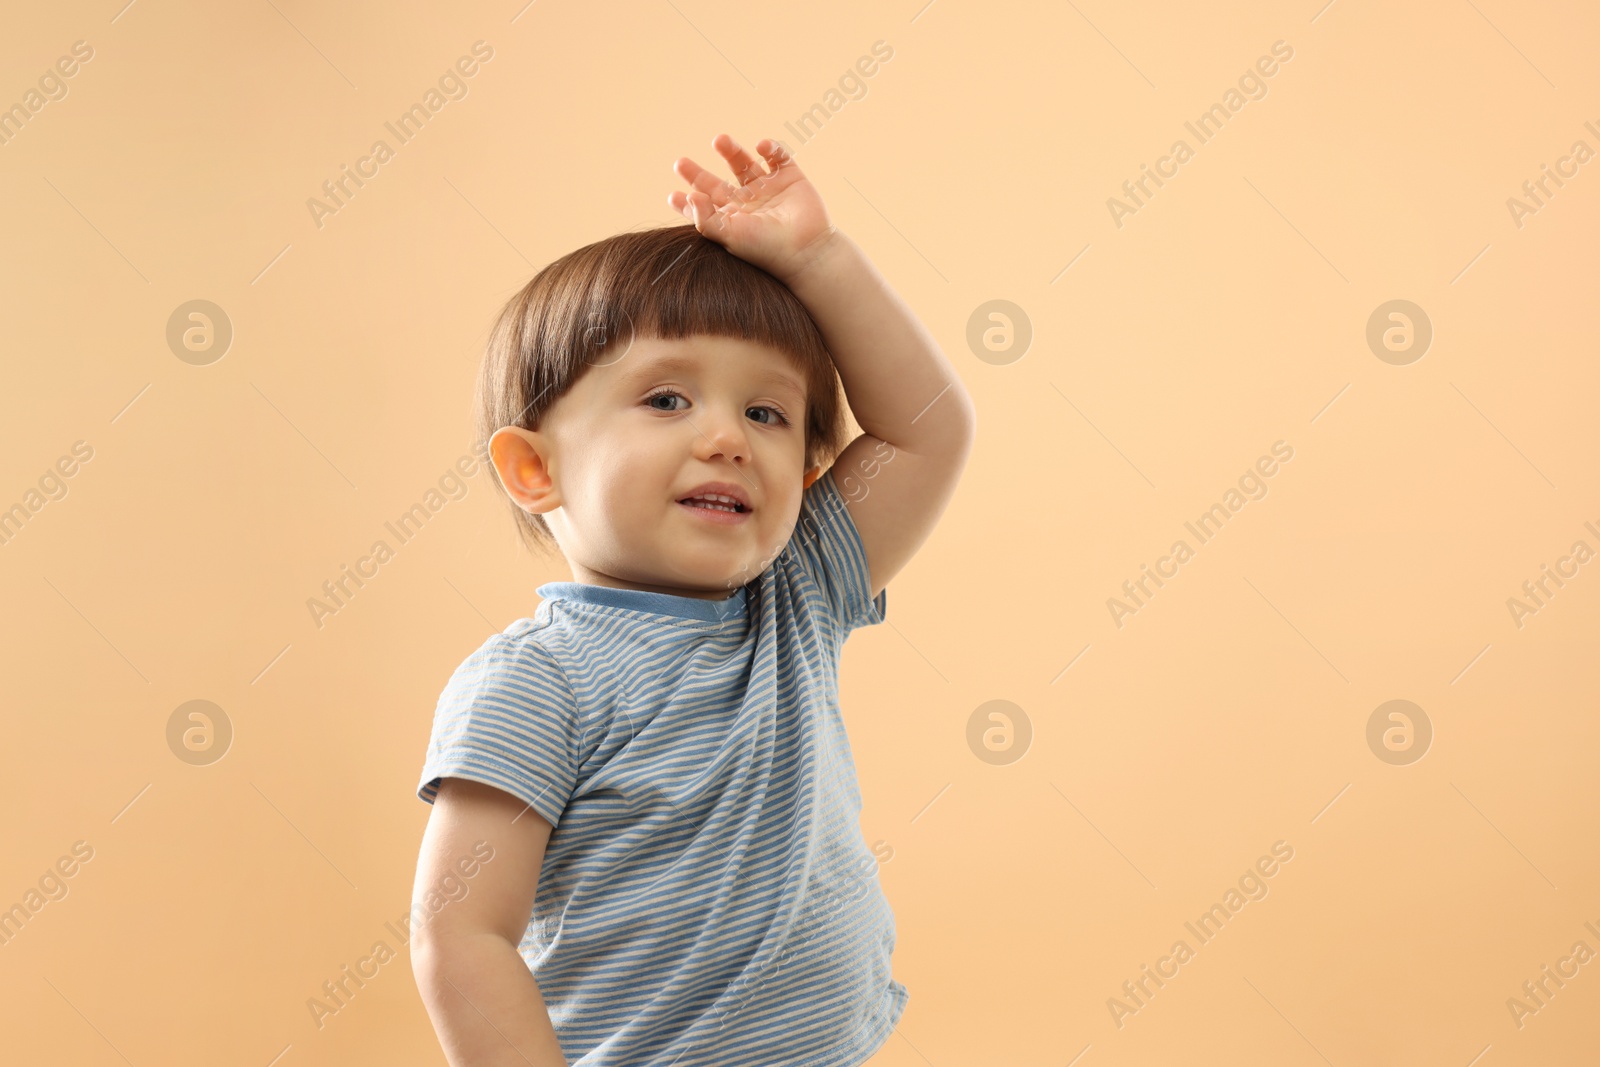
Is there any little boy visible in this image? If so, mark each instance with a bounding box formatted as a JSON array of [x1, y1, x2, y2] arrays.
[[411, 135, 976, 1066]]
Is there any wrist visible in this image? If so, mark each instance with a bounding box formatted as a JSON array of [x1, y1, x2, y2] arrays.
[[778, 226, 850, 290]]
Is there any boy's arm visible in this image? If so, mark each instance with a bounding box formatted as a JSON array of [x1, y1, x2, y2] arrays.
[[411, 777, 569, 1067], [780, 228, 978, 601]]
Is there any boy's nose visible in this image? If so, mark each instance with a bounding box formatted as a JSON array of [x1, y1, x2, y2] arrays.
[[692, 409, 751, 463]]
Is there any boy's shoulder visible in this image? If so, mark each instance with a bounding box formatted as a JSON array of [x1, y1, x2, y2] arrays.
[[440, 619, 576, 700], [778, 465, 888, 637]]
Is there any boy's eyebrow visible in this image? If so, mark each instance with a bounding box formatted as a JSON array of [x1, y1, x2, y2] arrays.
[[616, 351, 807, 399]]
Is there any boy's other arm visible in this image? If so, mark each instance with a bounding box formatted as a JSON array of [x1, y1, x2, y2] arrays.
[[411, 777, 569, 1067], [782, 228, 978, 601]]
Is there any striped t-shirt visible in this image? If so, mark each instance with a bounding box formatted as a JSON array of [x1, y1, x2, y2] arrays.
[[417, 467, 908, 1066]]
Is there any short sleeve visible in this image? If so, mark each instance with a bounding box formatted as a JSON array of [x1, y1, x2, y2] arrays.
[[779, 465, 888, 635], [416, 632, 580, 829]]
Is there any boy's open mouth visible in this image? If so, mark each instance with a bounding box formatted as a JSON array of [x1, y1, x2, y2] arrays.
[[678, 494, 748, 514]]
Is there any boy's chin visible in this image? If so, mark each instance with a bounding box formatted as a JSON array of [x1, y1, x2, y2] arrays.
[[662, 558, 761, 595]]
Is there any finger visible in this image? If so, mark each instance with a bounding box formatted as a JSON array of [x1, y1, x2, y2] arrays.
[[713, 133, 767, 186], [683, 189, 723, 231], [673, 156, 735, 209], [668, 189, 702, 223], [755, 138, 799, 176]]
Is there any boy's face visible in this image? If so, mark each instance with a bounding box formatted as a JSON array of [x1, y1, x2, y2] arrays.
[[493, 333, 822, 600]]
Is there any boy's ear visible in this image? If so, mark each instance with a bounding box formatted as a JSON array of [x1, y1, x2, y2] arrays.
[[490, 427, 560, 514], [802, 465, 823, 490]]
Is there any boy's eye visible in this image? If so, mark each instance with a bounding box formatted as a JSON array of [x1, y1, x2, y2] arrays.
[[644, 390, 792, 427], [747, 406, 792, 427], [646, 390, 686, 412]]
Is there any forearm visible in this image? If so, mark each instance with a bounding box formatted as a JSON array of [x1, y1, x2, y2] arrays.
[[414, 932, 569, 1067], [781, 228, 975, 456]]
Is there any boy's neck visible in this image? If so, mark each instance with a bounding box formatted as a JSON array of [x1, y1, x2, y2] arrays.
[[566, 565, 742, 601]]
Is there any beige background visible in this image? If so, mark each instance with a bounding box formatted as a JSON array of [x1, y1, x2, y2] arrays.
[[2, 0, 1597, 1063]]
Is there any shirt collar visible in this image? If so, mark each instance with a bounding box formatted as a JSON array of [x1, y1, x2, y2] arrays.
[[536, 581, 749, 622]]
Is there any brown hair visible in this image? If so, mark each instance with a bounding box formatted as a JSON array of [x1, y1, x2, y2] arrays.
[[474, 223, 849, 558]]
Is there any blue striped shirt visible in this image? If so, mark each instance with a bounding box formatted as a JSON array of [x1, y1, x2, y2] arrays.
[[417, 467, 908, 1066]]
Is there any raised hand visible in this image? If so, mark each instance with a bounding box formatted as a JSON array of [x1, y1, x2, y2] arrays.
[[667, 134, 838, 284]]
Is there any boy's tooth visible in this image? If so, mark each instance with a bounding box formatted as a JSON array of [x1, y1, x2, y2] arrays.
[[684, 493, 743, 510]]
